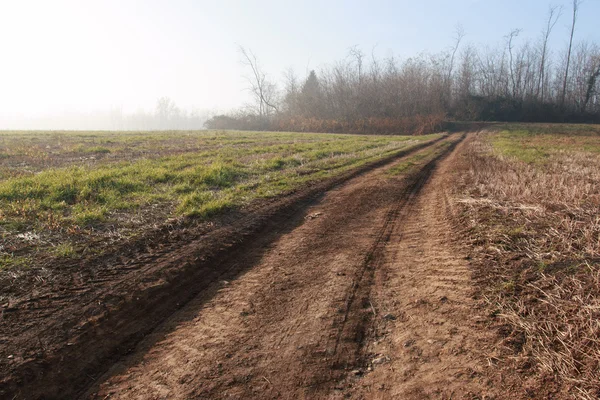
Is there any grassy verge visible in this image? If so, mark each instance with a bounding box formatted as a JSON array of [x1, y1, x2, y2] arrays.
[[453, 126, 600, 398], [387, 140, 451, 176], [0, 130, 440, 269]]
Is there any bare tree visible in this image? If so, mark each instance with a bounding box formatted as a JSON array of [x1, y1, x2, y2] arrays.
[[537, 5, 562, 102], [238, 46, 279, 118], [506, 29, 522, 98], [583, 56, 600, 112], [282, 68, 300, 115], [445, 24, 466, 104], [348, 45, 365, 84], [561, 0, 580, 109]]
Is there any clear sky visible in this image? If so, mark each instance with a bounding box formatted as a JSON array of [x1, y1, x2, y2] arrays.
[[1, 0, 599, 121]]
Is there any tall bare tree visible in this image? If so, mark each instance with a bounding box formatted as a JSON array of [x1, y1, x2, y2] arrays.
[[506, 29, 522, 98], [537, 5, 562, 102], [348, 45, 365, 85], [239, 46, 279, 118], [445, 24, 466, 105], [561, 0, 580, 109]]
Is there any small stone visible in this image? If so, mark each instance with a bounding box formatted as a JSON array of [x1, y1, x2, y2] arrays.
[[306, 212, 323, 220], [372, 355, 390, 365]]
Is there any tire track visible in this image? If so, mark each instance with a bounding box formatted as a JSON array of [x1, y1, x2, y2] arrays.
[[343, 132, 503, 399], [329, 134, 465, 376], [86, 135, 463, 399]]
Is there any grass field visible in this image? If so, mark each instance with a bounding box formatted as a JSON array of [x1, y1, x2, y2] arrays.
[[454, 124, 600, 397], [0, 130, 439, 269]]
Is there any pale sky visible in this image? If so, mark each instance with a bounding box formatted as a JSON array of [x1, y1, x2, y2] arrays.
[[1, 0, 599, 124]]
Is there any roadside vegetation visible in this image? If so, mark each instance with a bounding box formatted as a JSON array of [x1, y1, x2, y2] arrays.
[[453, 124, 600, 398], [0, 130, 439, 270]]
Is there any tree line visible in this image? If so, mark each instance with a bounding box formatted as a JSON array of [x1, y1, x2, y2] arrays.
[[207, 0, 600, 134]]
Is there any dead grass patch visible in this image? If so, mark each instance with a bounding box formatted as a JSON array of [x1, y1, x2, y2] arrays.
[[454, 129, 600, 398]]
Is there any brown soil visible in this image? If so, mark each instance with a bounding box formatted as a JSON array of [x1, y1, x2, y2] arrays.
[[73, 132, 523, 399], [0, 137, 443, 399]]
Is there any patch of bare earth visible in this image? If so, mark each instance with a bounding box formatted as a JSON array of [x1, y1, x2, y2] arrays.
[[83, 133, 517, 399]]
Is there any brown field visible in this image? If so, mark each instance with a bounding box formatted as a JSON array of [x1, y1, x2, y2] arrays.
[[453, 125, 600, 399], [1, 124, 599, 399]]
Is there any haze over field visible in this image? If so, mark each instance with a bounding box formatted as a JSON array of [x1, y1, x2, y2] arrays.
[[1, 0, 600, 130]]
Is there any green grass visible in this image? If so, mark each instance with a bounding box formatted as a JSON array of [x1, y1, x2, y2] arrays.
[[0, 130, 440, 269], [52, 242, 76, 258], [489, 125, 600, 164], [387, 141, 449, 176], [491, 122, 600, 137]]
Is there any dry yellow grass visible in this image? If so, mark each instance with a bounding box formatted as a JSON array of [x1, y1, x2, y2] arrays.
[[454, 129, 600, 398]]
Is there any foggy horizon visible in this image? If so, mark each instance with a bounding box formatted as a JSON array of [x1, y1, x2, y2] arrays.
[[1, 104, 212, 131], [2, 0, 600, 130]]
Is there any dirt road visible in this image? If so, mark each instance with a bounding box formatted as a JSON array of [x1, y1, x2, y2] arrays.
[[79, 133, 506, 399]]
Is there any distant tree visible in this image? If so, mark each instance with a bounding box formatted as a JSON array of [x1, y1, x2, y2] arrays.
[[506, 29, 522, 99], [561, 0, 580, 109], [300, 70, 322, 117], [282, 68, 300, 115], [582, 53, 600, 112], [238, 46, 278, 119], [537, 5, 562, 102], [348, 45, 365, 84], [445, 24, 466, 106], [155, 97, 178, 129]]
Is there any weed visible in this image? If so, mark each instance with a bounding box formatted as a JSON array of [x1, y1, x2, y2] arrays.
[[52, 242, 76, 258]]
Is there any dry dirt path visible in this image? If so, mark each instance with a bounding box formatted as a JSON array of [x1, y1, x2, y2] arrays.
[[86, 133, 503, 399], [345, 136, 504, 399]]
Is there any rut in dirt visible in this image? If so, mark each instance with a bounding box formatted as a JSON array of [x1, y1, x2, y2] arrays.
[[85, 134, 480, 399], [342, 133, 507, 399]]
